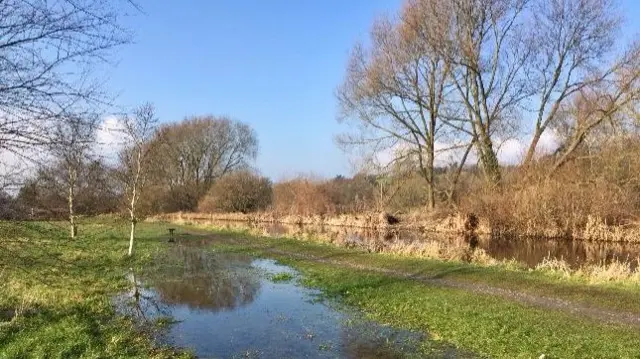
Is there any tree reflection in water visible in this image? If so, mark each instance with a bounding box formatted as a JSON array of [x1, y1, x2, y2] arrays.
[[144, 246, 261, 311], [116, 270, 171, 325]]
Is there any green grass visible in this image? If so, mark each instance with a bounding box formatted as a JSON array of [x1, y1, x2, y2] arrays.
[[291, 261, 640, 358], [268, 272, 294, 282], [0, 219, 192, 359]]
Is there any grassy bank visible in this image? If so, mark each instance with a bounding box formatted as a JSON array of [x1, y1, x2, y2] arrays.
[[0, 220, 191, 358], [191, 229, 640, 358]]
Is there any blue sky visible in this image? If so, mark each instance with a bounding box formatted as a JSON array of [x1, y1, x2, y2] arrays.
[[107, 0, 640, 180]]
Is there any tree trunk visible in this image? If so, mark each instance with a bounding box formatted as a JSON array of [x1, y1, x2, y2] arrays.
[[69, 192, 76, 239], [68, 169, 77, 239], [128, 219, 136, 256], [522, 130, 542, 168], [426, 153, 435, 210], [476, 133, 501, 185]]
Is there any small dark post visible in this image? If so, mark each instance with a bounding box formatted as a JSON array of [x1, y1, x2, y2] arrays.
[[168, 228, 175, 243]]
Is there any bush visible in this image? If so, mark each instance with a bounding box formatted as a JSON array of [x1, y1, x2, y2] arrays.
[[198, 171, 272, 213], [272, 176, 334, 216]]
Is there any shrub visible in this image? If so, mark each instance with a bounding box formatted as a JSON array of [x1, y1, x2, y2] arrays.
[[198, 171, 272, 213], [272, 176, 334, 216]]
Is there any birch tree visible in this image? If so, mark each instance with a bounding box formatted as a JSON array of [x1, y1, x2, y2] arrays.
[[119, 103, 158, 256], [50, 116, 97, 238]]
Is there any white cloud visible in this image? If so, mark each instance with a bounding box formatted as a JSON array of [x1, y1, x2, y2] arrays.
[[496, 131, 559, 165], [363, 130, 561, 171], [94, 115, 125, 162]]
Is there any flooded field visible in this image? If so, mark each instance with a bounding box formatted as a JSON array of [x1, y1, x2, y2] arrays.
[[181, 219, 640, 269], [115, 243, 472, 358]]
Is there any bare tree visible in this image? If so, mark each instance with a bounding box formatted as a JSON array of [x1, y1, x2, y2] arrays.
[[144, 116, 258, 212], [437, 0, 534, 185], [119, 103, 158, 256], [337, 0, 455, 209], [49, 116, 98, 238], [0, 0, 134, 157], [549, 43, 640, 174], [522, 0, 622, 167]]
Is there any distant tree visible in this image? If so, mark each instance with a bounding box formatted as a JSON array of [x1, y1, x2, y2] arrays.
[[15, 158, 120, 219], [198, 171, 272, 213], [119, 103, 158, 256], [145, 116, 258, 212], [0, 191, 19, 220], [273, 176, 335, 216]]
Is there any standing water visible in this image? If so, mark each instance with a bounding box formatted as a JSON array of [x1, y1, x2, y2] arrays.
[[115, 243, 473, 358], [181, 219, 640, 269]]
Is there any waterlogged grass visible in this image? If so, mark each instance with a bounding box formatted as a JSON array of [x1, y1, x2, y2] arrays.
[[189, 228, 640, 358], [291, 261, 640, 359], [0, 219, 192, 358], [191, 226, 640, 315], [269, 272, 294, 282]]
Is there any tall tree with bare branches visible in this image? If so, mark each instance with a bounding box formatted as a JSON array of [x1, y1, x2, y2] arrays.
[[337, 0, 457, 209], [144, 116, 258, 212], [522, 0, 623, 167], [549, 43, 640, 174]]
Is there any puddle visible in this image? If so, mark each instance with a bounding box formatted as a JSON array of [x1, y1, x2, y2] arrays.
[[115, 245, 472, 358]]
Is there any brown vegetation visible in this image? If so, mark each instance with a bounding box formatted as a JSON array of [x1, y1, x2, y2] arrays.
[[198, 171, 272, 213]]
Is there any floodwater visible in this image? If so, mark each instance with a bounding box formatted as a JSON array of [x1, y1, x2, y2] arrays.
[[184, 219, 640, 269], [115, 243, 471, 358]]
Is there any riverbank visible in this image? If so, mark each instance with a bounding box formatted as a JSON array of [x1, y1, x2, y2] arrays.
[[151, 211, 640, 242], [156, 217, 640, 284]]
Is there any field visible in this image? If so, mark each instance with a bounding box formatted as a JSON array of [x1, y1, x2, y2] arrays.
[[1, 219, 640, 358]]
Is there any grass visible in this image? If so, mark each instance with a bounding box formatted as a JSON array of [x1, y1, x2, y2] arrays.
[[291, 261, 640, 359], [0, 219, 192, 359], [268, 272, 294, 282], [2, 218, 640, 358]]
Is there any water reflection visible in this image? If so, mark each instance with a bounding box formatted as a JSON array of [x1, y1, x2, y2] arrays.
[[148, 247, 260, 311], [114, 245, 470, 358], [187, 219, 640, 268]]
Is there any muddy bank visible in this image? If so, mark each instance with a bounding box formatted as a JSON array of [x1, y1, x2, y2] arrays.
[[149, 211, 640, 242]]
